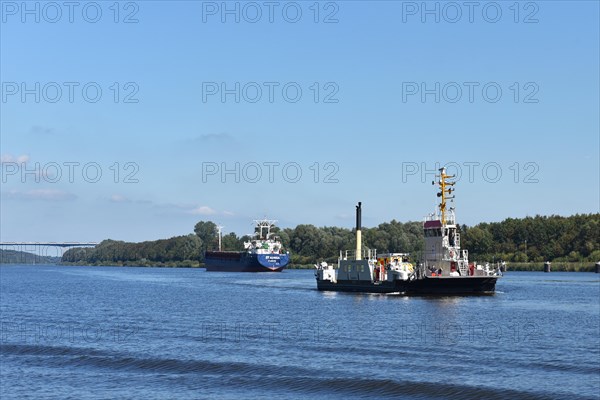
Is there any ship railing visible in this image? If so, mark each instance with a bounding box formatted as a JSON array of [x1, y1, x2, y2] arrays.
[[364, 248, 377, 260], [424, 213, 438, 222], [458, 260, 469, 276], [339, 250, 349, 260], [339, 250, 355, 260], [424, 213, 456, 225], [339, 248, 377, 260]]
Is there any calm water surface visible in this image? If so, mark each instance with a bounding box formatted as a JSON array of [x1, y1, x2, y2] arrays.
[[1, 265, 599, 399]]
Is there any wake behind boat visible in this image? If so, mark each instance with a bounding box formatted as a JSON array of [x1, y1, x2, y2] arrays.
[[315, 168, 502, 294], [204, 219, 290, 272]]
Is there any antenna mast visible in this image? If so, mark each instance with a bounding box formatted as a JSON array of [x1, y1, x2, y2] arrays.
[[253, 219, 278, 239], [435, 167, 455, 225], [217, 225, 224, 251]]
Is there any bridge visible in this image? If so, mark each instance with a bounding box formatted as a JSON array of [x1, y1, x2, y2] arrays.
[[0, 242, 98, 247], [0, 242, 98, 263]]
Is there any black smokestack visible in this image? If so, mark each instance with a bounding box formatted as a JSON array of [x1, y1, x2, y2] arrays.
[[356, 202, 362, 231]]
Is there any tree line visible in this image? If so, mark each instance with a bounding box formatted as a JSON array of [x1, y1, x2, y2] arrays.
[[461, 214, 599, 263], [0, 250, 61, 264], [62, 213, 600, 267]]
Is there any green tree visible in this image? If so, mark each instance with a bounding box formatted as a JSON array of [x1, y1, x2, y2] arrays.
[[62, 213, 600, 267], [222, 232, 243, 251], [194, 221, 217, 244]]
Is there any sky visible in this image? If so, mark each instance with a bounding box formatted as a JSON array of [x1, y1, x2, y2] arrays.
[[1, 0, 599, 244]]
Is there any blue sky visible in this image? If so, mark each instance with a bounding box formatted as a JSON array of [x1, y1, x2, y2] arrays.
[[1, 0, 599, 243]]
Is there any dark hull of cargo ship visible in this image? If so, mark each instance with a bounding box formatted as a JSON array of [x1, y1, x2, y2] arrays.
[[204, 251, 289, 272], [316, 276, 498, 295]]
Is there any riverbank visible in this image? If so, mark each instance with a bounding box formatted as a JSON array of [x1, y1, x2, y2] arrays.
[[286, 263, 600, 272], [60, 260, 201, 268], [50, 261, 600, 272], [507, 261, 598, 272]]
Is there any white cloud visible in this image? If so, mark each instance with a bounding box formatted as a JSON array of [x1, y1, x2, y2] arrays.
[[109, 194, 131, 203], [30, 126, 55, 135], [188, 205, 217, 215], [1, 154, 30, 164], [194, 133, 234, 142], [3, 189, 76, 201], [335, 213, 351, 220], [102, 195, 222, 217]]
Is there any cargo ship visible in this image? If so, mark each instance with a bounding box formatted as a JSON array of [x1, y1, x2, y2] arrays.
[[315, 168, 502, 294], [204, 219, 290, 272]]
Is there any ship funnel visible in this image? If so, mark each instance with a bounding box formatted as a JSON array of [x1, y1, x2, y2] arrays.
[[356, 202, 362, 260]]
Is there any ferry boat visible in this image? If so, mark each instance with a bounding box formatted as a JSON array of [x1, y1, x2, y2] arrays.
[[204, 219, 290, 272], [315, 168, 502, 294]]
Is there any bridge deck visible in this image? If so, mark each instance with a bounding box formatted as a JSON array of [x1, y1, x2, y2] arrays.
[[0, 243, 98, 247]]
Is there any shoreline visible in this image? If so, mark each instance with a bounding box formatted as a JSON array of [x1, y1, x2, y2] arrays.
[[2, 262, 598, 272]]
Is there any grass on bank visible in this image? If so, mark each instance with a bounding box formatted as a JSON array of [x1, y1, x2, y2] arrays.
[[57, 261, 599, 272]]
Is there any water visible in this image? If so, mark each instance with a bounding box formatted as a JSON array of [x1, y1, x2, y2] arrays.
[[1, 265, 599, 399]]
